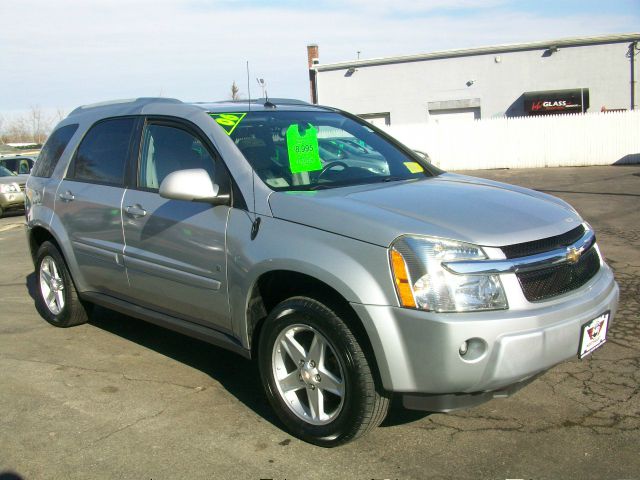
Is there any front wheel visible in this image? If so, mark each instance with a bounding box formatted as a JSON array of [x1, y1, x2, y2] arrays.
[[258, 297, 389, 446]]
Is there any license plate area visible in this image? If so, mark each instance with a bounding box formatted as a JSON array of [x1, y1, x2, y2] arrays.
[[578, 312, 609, 359]]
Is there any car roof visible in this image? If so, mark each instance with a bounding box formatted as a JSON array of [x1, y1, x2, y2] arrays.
[[191, 99, 335, 113], [67, 97, 336, 119]]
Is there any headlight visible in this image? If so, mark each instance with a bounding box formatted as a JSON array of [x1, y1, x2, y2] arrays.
[[389, 235, 508, 312], [0, 183, 20, 193]]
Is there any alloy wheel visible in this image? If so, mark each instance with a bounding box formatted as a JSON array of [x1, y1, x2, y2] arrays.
[[39, 256, 65, 315], [272, 324, 346, 425]]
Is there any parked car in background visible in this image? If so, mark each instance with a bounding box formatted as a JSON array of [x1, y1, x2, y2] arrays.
[[0, 155, 36, 175], [25, 97, 618, 446], [0, 165, 28, 217]]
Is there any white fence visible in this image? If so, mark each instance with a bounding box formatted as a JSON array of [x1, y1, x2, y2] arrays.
[[381, 110, 640, 170]]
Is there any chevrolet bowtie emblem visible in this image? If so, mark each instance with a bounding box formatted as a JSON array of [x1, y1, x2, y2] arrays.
[[566, 247, 582, 264]]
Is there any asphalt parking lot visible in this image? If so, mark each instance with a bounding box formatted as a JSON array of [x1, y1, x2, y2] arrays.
[[1, 165, 639, 479]]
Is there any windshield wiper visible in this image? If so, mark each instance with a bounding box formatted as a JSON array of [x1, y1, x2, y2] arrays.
[[290, 176, 413, 192], [382, 176, 411, 183], [286, 184, 333, 191]]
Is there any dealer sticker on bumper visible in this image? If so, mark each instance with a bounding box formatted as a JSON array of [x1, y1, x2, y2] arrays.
[[579, 312, 609, 359]]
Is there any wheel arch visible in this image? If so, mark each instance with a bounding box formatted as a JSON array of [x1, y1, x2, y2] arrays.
[[28, 225, 59, 264], [27, 223, 88, 292], [245, 269, 387, 391]]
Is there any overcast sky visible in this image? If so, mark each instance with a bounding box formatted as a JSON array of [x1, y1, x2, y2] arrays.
[[1, 0, 638, 119]]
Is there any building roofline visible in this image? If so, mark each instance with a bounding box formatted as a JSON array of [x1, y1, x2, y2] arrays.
[[315, 33, 640, 72]]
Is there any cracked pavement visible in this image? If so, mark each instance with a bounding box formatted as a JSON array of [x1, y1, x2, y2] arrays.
[[1, 165, 639, 479]]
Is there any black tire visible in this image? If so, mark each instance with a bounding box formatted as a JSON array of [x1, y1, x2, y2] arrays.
[[34, 241, 91, 327], [258, 296, 390, 447], [0, 205, 4, 218]]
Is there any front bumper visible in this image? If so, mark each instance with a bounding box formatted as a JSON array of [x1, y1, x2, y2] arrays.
[[402, 372, 543, 412], [0, 191, 25, 211], [351, 262, 619, 395]]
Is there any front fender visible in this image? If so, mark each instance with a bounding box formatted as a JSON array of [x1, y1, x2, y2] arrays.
[[226, 210, 398, 347]]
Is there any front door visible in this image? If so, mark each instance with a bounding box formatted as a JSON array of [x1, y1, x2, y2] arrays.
[[121, 120, 231, 332]]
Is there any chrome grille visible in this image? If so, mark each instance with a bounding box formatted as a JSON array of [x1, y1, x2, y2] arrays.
[[516, 246, 600, 301]]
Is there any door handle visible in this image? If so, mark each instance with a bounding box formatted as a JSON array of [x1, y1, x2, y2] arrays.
[[125, 205, 147, 218], [58, 190, 75, 202]]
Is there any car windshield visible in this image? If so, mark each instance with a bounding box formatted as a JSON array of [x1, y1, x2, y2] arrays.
[[214, 110, 433, 191], [0, 165, 16, 177]]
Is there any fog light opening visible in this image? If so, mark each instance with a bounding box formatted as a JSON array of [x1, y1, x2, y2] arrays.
[[458, 337, 488, 362]]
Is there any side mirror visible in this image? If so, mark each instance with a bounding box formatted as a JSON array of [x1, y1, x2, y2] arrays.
[[159, 168, 229, 205], [413, 150, 431, 162]]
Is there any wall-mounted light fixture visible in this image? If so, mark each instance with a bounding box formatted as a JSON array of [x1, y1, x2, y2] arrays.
[[545, 45, 560, 56], [542, 45, 560, 57], [345, 67, 358, 77]]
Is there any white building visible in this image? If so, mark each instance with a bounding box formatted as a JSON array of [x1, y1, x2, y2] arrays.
[[308, 34, 640, 127]]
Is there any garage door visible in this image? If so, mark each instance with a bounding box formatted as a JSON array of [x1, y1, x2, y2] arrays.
[[429, 107, 480, 124]]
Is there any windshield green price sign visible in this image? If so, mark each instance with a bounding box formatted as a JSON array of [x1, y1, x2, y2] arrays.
[[286, 124, 322, 174], [209, 113, 246, 135]]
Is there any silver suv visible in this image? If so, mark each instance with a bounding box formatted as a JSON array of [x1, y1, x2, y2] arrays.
[[0, 165, 28, 217], [25, 97, 619, 446]]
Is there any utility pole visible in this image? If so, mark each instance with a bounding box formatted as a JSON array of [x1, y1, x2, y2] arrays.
[[630, 42, 639, 110]]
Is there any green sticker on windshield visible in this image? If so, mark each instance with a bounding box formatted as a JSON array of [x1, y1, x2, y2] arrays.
[[286, 124, 322, 174], [209, 113, 246, 135]]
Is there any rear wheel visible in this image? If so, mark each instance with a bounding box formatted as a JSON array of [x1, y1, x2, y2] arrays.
[[35, 241, 91, 327], [258, 296, 389, 446]]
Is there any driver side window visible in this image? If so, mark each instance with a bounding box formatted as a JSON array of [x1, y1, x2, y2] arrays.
[[139, 124, 217, 190]]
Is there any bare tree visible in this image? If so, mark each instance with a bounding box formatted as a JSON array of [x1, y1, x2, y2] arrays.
[[54, 107, 67, 123], [29, 105, 51, 144], [230, 81, 240, 100], [2, 116, 31, 143], [0, 107, 55, 144]]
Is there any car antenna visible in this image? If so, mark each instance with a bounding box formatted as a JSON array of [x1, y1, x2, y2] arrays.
[[246, 61, 251, 112], [264, 90, 276, 108], [246, 60, 261, 239]]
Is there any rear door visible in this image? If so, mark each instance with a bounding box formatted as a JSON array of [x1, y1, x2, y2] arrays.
[[121, 118, 232, 332], [55, 117, 138, 297]]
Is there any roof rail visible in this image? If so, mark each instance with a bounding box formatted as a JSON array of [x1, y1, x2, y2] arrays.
[[208, 98, 309, 106], [69, 97, 182, 116]]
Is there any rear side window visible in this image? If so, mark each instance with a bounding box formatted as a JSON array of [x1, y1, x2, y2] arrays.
[[31, 124, 78, 178], [69, 117, 136, 185]]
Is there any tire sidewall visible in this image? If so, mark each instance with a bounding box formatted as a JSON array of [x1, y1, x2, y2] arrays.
[[35, 242, 74, 327], [259, 298, 369, 446]]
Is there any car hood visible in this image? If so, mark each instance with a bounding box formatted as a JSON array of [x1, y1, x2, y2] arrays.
[[268, 173, 583, 248], [0, 174, 28, 185]]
